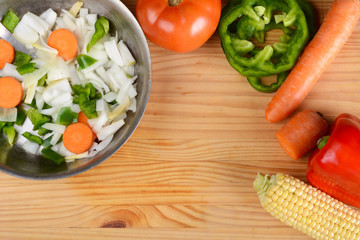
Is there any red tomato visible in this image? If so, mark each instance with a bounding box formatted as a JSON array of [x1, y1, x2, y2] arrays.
[[136, 0, 222, 53]]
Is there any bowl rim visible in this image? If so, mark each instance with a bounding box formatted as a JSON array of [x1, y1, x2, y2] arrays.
[[0, 0, 152, 180]]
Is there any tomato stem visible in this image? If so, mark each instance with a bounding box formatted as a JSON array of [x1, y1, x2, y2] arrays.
[[168, 0, 181, 7]]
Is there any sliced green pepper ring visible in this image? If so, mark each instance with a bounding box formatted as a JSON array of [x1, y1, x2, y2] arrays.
[[219, 0, 309, 76], [247, 71, 289, 93]]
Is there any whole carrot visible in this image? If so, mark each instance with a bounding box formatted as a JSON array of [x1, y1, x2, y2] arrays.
[[276, 110, 328, 160], [266, 0, 360, 123]]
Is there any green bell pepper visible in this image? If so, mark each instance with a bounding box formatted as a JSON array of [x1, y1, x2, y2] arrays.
[[56, 107, 78, 125], [17, 62, 36, 75], [1, 9, 19, 33], [247, 71, 288, 93], [22, 132, 43, 145], [41, 147, 65, 165], [219, 0, 309, 76], [12, 51, 32, 67], [3, 125, 16, 145], [219, 0, 316, 93], [86, 16, 110, 52], [26, 109, 50, 130], [76, 54, 97, 69], [15, 106, 26, 126]]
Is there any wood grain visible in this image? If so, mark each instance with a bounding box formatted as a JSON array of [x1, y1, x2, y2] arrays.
[[0, 0, 359, 239]]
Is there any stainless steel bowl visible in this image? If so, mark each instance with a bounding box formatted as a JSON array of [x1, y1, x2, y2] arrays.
[[0, 0, 151, 179]]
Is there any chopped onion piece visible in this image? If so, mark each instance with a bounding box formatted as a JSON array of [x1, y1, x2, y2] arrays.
[[104, 39, 124, 67], [93, 111, 108, 133], [82, 29, 95, 54], [69, 63, 81, 85], [62, 9, 77, 22], [122, 65, 135, 77], [41, 107, 57, 116], [88, 47, 108, 61], [23, 141, 40, 154], [65, 151, 88, 162], [96, 99, 105, 112], [97, 119, 125, 141], [0, 63, 23, 81], [51, 143, 61, 152], [22, 12, 50, 37], [116, 81, 132, 104], [103, 92, 117, 103], [86, 14, 97, 26], [49, 92, 73, 107], [42, 123, 66, 134], [95, 66, 110, 84], [107, 96, 130, 122], [79, 8, 89, 18], [95, 134, 113, 152], [118, 40, 136, 66], [47, 57, 70, 82], [127, 98, 137, 112], [62, 14, 77, 32], [55, 18, 67, 29], [35, 92, 45, 110], [58, 142, 75, 157], [128, 85, 137, 99], [40, 9, 57, 30], [69, 2, 84, 16], [25, 83, 36, 104], [71, 104, 81, 113], [74, 17, 87, 50], [0, 107, 17, 122], [13, 20, 39, 45]]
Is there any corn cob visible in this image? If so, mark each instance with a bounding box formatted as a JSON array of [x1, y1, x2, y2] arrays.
[[254, 173, 360, 240]]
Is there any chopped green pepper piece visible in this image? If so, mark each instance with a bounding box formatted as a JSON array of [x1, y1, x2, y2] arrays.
[[38, 127, 51, 136], [15, 106, 26, 126], [56, 107, 78, 125], [26, 109, 50, 130], [37, 74, 47, 87], [246, 71, 289, 93], [86, 16, 110, 52], [17, 62, 36, 75], [0, 122, 6, 132], [72, 83, 97, 99], [76, 54, 97, 69], [3, 126, 16, 145], [42, 135, 53, 148], [78, 94, 98, 119], [41, 147, 65, 165], [22, 132, 43, 145], [12, 51, 32, 67], [1, 9, 19, 33]]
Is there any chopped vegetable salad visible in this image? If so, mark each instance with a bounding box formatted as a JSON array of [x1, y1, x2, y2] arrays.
[[0, 2, 138, 164]]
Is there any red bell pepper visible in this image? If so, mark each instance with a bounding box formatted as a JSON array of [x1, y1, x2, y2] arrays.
[[307, 113, 360, 208]]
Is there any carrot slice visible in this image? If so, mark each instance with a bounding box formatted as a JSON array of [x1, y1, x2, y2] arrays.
[[78, 111, 97, 139], [63, 122, 94, 154], [48, 28, 78, 61], [78, 111, 90, 127], [276, 110, 329, 160], [266, 0, 360, 123], [0, 39, 15, 69], [0, 76, 23, 109]]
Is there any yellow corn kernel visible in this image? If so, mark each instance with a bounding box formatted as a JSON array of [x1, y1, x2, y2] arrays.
[[254, 173, 360, 240]]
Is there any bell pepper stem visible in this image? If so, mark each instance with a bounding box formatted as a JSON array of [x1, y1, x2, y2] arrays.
[[168, 0, 181, 7], [317, 136, 329, 150]]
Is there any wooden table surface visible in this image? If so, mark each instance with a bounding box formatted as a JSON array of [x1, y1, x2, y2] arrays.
[[1, 0, 360, 239]]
